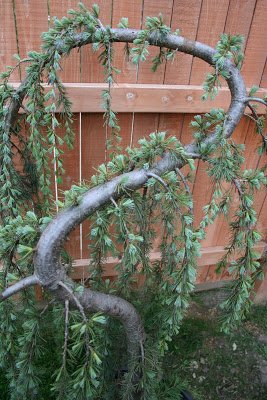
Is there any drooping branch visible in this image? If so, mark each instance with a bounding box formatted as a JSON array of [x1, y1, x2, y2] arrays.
[[3, 78, 29, 135]]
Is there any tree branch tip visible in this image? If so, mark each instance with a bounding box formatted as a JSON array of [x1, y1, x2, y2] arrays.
[[0, 275, 40, 302], [110, 196, 119, 208]]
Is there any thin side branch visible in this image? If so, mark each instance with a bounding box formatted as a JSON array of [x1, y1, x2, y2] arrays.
[[232, 178, 249, 212], [246, 104, 266, 143], [58, 285, 91, 366], [232, 177, 243, 197], [146, 172, 169, 191], [175, 167, 193, 214], [110, 196, 119, 208], [58, 281, 88, 322], [52, 277, 145, 358], [0, 274, 40, 301], [63, 299, 69, 369], [96, 18, 105, 31], [246, 97, 267, 107], [40, 298, 55, 316], [247, 103, 259, 121]]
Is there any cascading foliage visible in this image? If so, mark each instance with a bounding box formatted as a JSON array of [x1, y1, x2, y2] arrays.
[[0, 3, 266, 399]]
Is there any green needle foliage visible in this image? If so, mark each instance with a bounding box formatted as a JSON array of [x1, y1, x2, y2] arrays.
[[0, 3, 266, 399]]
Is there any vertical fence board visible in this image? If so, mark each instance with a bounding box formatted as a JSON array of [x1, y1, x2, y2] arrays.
[[189, 0, 230, 85], [80, 0, 113, 83], [260, 60, 267, 88], [0, 0, 20, 81], [80, 113, 107, 255], [15, 0, 48, 54], [189, 0, 230, 236], [224, 0, 256, 40], [164, 0, 202, 85], [242, 0, 267, 86], [57, 114, 81, 258], [157, 113, 184, 139], [49, 1, 82, 83], [48, 2, 83, 256], [131, 113, 160, 146], [112, 0, 143, 83], [135, 1, 175, 151], [160, 0, 202, 151], [111, 0, 144, 154], [14, 0, 48, 77], [137, 0, 174, 84], [80, 1, 113, 257]]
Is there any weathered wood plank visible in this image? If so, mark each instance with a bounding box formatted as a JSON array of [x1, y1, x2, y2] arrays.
[[49, 0, 82, 83], [189, 0, 230, 85], [164, 0, 202, 85], [194, 279, 229, 292], [13, 0, 48, 78], [12, 83, 267, 113]]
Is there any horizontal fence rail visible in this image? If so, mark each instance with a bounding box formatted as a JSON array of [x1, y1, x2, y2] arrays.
[[12, 83, 267, 114]]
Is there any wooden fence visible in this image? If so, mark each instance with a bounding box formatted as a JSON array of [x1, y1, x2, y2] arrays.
[[1, 0, 267, 299]]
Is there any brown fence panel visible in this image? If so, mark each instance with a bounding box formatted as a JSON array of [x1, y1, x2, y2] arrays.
[[1, 0, 267, 294]]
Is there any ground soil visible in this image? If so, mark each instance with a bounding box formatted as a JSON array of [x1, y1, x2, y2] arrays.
[[172, 292, 267, 400]]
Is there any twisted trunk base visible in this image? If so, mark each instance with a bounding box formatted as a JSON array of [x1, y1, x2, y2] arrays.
[[50, 278, 145, 398], [51, 278, 145, 358]]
